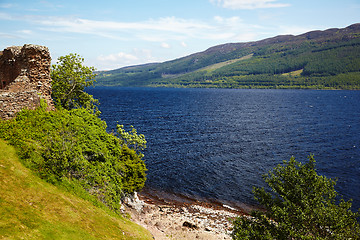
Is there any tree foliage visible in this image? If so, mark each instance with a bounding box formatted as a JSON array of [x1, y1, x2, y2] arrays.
[[232, 156, 360, 240], [0, 104, 146, 212], [116, 125, 147, 158], [51, 53, 99, 114]]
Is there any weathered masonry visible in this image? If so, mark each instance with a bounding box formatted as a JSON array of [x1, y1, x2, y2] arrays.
[[0, 44, 53, 119]]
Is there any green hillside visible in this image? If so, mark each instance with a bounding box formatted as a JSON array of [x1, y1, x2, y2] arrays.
[[95, 23, 360, 89], [0, 139, 153, 240]]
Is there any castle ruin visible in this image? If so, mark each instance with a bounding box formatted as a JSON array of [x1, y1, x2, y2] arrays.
[[0, 44, 53, 119]]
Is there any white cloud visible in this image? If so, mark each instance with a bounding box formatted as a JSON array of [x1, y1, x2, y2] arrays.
[[98, 52, 138, 62], [233, 32, 260, 42], [6, 13, 260, 43], [17, 29, 33, 35], [5, 14, 216, 43], [211, 15, 263, 41], [211, 0, 290, 9], [32, 16, 211, 39], [278, 25, 318, 36], [96, 49, 157, 70], [1, 11, 289, 53], [214, 16, 242, 25], [0, 32, 18, 39], [0, 12, 13, 20], [0, 3, 14, 8], [161, 42, 171, 48], [136, 32, 185, 42]]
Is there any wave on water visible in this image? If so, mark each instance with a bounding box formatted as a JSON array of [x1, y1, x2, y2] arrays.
[[88, 87, 360, 211]]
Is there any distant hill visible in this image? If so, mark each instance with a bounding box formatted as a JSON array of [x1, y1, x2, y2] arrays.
[[0, 139, 153, 240], [95, 24, 360, 89]]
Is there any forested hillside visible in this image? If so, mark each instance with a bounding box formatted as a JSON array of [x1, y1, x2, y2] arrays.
[[95, 23, 360, 89]]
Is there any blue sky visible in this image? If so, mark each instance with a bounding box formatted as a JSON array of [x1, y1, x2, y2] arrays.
[[1, 0, 359, 70]]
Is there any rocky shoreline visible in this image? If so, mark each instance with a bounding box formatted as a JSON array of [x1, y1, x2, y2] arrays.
[[124, 192, 247, 240]]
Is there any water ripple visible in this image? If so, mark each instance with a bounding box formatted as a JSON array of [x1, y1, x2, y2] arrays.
[[88, 87, 360, 210]]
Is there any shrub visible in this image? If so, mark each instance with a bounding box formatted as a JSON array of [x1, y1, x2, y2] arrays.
[[0, 105, 146, 212], [231, 156, 360, 239]]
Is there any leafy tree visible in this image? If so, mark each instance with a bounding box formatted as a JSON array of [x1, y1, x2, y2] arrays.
[[232, 156, 360, 240], [51, 53, 99, 114]]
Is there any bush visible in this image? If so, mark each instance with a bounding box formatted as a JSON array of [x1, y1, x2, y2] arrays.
[[0, 104, 146, 212], [231, 156, 360, 239]]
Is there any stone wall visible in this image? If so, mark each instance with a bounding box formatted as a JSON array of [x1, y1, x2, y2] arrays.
[[0, 44, 53, 119]]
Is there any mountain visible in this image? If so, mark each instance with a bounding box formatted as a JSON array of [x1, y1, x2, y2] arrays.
[[95, 24, 360, 89]]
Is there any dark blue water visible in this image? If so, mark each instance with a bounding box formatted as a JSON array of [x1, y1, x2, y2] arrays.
[[87, 87, 360, 211]]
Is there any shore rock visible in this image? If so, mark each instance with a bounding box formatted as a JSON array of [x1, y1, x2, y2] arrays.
[[125, 192, 244, 240]]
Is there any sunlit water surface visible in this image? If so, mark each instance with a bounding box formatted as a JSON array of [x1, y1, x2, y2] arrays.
[[88, 87, 360, 210]]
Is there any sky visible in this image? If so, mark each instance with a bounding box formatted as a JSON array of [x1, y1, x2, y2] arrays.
[[1, 0, 359, 70]]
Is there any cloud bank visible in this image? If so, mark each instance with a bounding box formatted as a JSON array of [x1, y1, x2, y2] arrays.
[[96, 49, 156, 70], [0, 12, 260, 43], [211, 0, 290, 9]]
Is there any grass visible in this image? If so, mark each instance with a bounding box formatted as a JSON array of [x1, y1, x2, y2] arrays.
[[198, 54, 254, 73], [0, 139, 153, 240], [281, 69, 303, 77], [161, 54, 254, 79]]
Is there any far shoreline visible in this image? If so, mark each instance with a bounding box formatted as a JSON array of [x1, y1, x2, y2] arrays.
[[90, 85, 360, 91]]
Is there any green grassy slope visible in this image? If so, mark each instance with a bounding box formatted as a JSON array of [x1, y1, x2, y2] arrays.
[[95, 23, 360, 89], [0, 139, 153, 240]]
